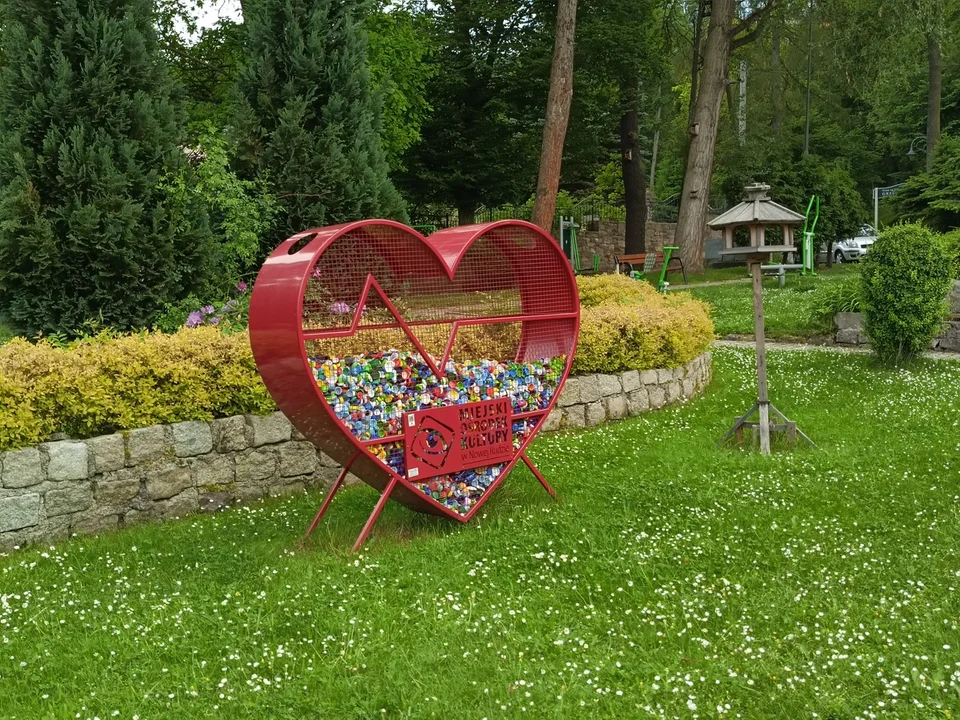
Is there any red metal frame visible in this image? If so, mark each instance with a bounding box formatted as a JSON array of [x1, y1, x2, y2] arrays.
[[249, 220, 580, 551]]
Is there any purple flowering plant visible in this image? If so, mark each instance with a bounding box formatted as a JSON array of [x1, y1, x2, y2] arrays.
[[181, 280, 252, 333]]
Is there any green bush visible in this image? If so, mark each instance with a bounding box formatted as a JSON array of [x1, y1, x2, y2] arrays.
[[941, 229, 960, 276], [860, 224, 955, 364], [0, 329, 275, 451], [0, 0, 215, 337]]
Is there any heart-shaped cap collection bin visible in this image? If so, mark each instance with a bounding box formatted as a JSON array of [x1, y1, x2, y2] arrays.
[[249, 219, 579, 550]]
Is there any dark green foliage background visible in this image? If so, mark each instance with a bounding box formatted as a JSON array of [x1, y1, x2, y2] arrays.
[[895, 137, 960, 233], [233, 0, 406, 252], [0, 0, 214, 336]]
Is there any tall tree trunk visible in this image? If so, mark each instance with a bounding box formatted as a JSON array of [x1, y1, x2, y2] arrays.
[[738, 61, 747, 144], [771, 20, 783, 133], [926, 32, 941, 172], [725, 79, 737, 136], [458, 202, 476, 226], [620, 99, 647, 254], [675, 0, 734, 273], [688, 0, 706, 128], [532, 0, 578, 232]]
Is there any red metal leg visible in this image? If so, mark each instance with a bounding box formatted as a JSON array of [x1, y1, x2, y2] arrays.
[[351, 476, 399, 553], [302, 450, 359, 542], [521, 452, 555, 498]]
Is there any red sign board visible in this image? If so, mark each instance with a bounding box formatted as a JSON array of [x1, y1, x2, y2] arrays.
[[403, 398, 514, 481]]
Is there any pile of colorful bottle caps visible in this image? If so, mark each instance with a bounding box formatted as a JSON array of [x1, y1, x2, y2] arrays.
[[371, 441, 405, 475], [310, 350, 564, 441], [411, 465, 503, 515], [512, 418, 540, 450]]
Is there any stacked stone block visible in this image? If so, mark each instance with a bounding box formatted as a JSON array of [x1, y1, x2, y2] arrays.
[[542, 352, 712, 431], [0, 412, 341, 550], [0, 352, 713, 550]]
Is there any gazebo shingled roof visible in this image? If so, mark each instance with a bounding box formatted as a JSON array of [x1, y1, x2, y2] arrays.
[[709, 183, 806, 251]]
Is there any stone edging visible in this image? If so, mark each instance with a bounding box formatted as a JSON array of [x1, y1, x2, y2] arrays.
[[834, 312, 960, 352], [0, 352, 712, 550], [544, 352, 712, 430]]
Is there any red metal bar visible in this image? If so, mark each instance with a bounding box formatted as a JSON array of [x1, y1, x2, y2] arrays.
[[302, 312, 579, 339], [312, 273, 446, 377], [457, 411, 553, 523], [521, 452, 556, 498], [351, 476, 399, 553], [302, 450, 360, 542]]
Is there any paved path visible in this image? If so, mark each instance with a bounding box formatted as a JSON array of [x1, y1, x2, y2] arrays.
[[713, 339, 960, 362]]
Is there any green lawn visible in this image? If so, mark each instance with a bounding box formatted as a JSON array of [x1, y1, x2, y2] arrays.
[[685, 266, 858, 338], [3, 347, 960, 718], [642, 265, 751, 286]]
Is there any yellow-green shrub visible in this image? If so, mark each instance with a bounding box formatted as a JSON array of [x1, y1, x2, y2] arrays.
[[573, 276, 714, 374], [0, 329, 274, 451], [0, 373, 48, 450], [576, 273, 660, 307], [0, 275, 714, 452]]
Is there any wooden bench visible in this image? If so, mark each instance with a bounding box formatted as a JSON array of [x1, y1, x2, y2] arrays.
[[615, 249, 687, 285]]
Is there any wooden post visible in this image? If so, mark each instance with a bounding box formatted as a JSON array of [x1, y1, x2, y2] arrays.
[[751, 260, 771, 455]]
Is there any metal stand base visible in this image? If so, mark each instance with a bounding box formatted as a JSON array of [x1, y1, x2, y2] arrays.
[[521, 452, 556, 498], [718, 400, 814, 455], [300, 450, 555, 552]]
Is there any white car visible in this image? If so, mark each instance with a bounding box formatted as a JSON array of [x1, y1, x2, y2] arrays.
[[834, 224, 877, 263]]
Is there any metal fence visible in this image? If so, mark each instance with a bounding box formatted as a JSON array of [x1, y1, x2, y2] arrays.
[[409, 198, 681, 235]]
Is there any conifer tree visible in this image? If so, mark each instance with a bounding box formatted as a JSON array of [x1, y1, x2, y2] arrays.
[[234, 0, 406, 247], [0, 0, 213, 336]]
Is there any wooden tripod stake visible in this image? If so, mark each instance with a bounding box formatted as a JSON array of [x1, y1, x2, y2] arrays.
[[717, 256, 813, 454], [709, 183, 814, 455]]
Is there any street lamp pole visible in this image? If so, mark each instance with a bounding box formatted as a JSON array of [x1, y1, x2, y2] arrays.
[[906, 136, 927, 159], [803, 0, 814, 155]]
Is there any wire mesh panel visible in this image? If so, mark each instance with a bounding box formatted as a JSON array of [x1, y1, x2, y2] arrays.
[[249, 220, 579, 529]]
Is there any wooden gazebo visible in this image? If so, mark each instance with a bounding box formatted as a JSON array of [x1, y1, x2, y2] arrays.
[[711, 182, 806, 252], [711, 183, 812, 456]]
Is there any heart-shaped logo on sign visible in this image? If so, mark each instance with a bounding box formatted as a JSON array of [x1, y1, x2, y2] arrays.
[[249, 220, 579, 550]]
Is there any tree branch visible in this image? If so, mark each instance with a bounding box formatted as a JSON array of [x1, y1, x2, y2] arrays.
[[730, 0, 778, 50]]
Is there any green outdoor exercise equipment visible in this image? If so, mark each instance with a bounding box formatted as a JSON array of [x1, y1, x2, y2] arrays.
[[628, 246, 679, 292], [560, 216, 600, 275], [801, 195, 820, 275], [657, 246, 680, 292]]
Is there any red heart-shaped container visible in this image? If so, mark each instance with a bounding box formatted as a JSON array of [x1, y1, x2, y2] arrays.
[[249, 220, 579, 549]]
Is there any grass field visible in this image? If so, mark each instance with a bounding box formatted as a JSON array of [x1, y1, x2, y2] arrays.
[[684, 267, 858, 338], [2, 347, 960, 719], [640, 265, 751, 286]]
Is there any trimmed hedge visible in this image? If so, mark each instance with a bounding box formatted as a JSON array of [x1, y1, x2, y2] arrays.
[[861, 224, 955, 364], [0, 275, 714, 451], [573, 275, 715, 374], [0, 329, 274, 452]]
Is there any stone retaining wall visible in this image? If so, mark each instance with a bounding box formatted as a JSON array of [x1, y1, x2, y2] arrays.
[[0, 352, 712, 550], [577, 221, 678, 273], [834, 312, 960, 352], [542, 352, 712, 430]]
